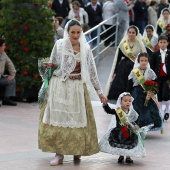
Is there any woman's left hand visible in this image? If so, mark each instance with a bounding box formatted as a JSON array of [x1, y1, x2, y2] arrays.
[[134, 125, 139, 131], [99, 94, 108, 105]]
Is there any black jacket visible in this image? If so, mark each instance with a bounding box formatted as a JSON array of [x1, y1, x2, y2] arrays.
[[134, 0, 148, 22], [85, 4, 102, 27], [157, 3, 169, 18], [150, 50, 170, 76], [52, 0, 70, 18]]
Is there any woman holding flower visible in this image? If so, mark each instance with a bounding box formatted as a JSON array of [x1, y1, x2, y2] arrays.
[[157, 8, 170, 36], [127, 52, 163, 131], [38, 19, 107, 166]]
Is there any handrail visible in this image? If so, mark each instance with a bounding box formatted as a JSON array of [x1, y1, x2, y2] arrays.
[[84, 13, 119, 64]]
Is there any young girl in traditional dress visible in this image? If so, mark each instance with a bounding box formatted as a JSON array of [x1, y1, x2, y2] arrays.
[[143, 25, 158, 57], [99, 92, 146, 164], [127, 52, 163, 131]]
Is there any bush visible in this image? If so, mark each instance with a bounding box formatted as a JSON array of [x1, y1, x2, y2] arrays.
[[0, 0, 55, 98]]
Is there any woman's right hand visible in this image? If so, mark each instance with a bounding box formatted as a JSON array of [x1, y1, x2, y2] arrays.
[[112, 74, 116, 79]]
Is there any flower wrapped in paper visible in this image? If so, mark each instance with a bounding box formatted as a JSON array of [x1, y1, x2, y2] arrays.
[[38, 57, 58, 108]]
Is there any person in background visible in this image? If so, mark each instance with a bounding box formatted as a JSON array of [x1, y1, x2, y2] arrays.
[[114, 0, 134, 44], [134, 0, 149, 34], [148, 0, 157, 28], [102, 0, 117, 47], [157, 8, 170, 36], [0, 38, 17, 106], [157, 0, 169, 18], [68, 1, 88, 24], [51, 0, 70, 27], [143, 24, 158, 56], [54, 17, 64, 42], [85, 0, 103, 46], [82, 23, 92, 47], [72, 0, 85, 8]]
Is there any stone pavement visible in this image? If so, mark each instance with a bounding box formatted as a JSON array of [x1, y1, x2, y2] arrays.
[[0, 47, 170, 170]]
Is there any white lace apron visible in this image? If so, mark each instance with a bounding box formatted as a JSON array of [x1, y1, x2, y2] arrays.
[[43, 52, 87, 128]]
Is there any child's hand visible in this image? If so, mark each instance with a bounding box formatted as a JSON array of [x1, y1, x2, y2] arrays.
[[146, 91, 152, 100]]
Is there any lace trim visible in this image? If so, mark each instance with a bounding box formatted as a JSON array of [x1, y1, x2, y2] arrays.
[[128, 68, 157, 86], [50, 39, 102, 96], [99, 130, 146, 157]]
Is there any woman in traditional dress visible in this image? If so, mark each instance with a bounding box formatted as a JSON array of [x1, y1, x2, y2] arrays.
[[38, 19, 107, 166], [127, 52, 163, 132], [106, 25, 146, 100], [157, 8, 170, 36], [143, 25, 159, 57]]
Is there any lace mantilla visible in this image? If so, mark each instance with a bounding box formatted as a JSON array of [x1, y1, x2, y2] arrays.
[[99, 129, 146, 158], [128, 67, 157, 87], [50, 39, 102, 96]]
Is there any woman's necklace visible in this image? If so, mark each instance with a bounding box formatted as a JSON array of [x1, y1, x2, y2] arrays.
[[139, 67, 146, 75], [72, 42, 80, 47], [128, 40, 135, 49]]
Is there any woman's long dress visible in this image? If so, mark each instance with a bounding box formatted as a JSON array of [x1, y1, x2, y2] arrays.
[[107, 40, 145, 100]]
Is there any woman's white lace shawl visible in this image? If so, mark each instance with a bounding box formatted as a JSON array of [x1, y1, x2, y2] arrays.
[[128, 68, 157, 87], [50, 39, 102, 95]]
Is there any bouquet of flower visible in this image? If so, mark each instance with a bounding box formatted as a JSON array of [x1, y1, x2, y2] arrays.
[[166, 24, 170, 31], [38, 57, 58, 108], [143, 80, 159, 107], [121, 125, 130, 139], [154, 45, 160, 51]]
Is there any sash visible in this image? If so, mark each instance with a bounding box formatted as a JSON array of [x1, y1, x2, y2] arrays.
[[115, 107, 127, 124], [122, 40, 135, 62], [132, 68, 159, 108], [158, 20, 166, 32], [143, 36, 155, 52]]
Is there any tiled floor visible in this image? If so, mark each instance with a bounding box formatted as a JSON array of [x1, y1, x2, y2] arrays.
[[0, 48, 170, 169], [0, 102, 170, 170]]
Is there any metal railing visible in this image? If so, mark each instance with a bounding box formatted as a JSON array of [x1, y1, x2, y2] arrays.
[[84, 13, 119, 64]]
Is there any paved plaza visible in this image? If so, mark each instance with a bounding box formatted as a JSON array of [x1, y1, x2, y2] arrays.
[[0, 48, 170, 170]]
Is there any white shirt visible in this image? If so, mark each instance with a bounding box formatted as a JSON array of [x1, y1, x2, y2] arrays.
[[160, 48, 167, 63]]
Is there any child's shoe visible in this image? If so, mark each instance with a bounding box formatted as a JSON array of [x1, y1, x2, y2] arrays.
[[118, 156, 124, 163], [125, 157, 133, 164]]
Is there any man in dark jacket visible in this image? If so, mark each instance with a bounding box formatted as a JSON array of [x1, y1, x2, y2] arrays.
[[52, 0, 70, 27], [85, 0, 103, 46], [134, 0, 149, 34]]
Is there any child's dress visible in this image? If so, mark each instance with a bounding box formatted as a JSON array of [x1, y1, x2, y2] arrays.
[[127, 67, 163, 131], [99, 104, 146, 158]]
